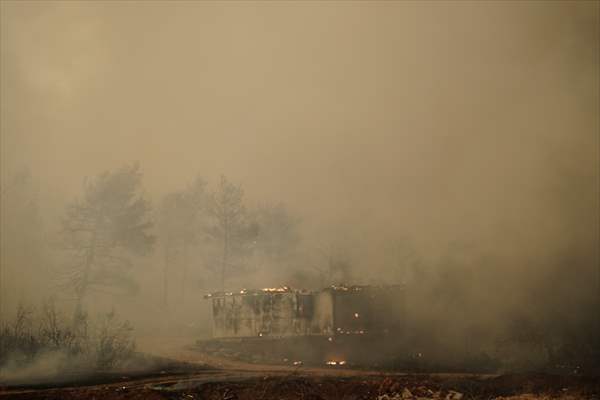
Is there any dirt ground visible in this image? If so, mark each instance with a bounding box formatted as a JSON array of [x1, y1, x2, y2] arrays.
[[0, 337, 598, 400]]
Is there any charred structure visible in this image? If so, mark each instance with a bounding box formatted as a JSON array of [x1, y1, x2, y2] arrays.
[[202, 285, 405, 366], [205, 285, 404, 339]]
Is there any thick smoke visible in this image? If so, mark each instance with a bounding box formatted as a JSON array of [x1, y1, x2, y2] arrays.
[[1, 0, 598, 376]]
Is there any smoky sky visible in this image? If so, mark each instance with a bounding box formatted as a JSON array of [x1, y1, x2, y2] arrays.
[[1, 1, 598, 262]]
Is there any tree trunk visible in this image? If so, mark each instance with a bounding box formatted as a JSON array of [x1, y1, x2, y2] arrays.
[[597, 243, 600, 356], [327, 253, 333, 284], [182, 242, 188, 302], [74, 229, 96, 323], [0, 245, 3, 325], [221, 232, 229, 292], [163, 242, 170, 308]]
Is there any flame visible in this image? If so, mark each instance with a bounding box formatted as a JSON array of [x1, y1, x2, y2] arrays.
[[261, 286, 290, 293], [336, 329, 366, 335]]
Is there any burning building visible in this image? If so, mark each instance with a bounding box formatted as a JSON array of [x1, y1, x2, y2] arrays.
[[205, 285, 404, 340], [201, 285, 406, 366]]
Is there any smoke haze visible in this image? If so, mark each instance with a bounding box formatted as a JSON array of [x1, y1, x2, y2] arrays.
[[1, 0, 599, 374]]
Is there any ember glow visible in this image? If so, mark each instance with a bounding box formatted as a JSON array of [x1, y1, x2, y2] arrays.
[[325, 360, 347, 366], [261, 286, 291, 293]]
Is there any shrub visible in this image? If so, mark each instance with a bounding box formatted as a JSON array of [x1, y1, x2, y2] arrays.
[[0, 305, 43, 367], [94, 310, 135, 370], [0, 302, 136, 375]]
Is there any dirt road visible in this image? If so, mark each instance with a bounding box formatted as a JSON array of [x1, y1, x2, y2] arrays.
[[135, 336, 411, 377], [1, 337, 598, 399]]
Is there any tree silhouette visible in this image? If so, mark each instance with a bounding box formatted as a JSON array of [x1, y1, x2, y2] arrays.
[[207, 175, 255, 291], [157, 176, 207, 305], [61, 164, 154, 319]]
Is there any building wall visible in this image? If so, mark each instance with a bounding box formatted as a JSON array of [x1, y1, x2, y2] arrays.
[[211, 292, 317, 338], [311, 291, 334, 336], [209, 286, 403, 339], [332, 286, 404, 335]]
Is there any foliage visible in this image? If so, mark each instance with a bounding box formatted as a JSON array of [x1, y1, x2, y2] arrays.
[[156, 175, 303, 291], [38, 299, 88, 356], [252, 203, 300, 264], [94, 310, 135, 370], [0, 305, 40, 367], [158, 176, 208, 249], [61, 163, 154, 314], [207, 175, 256, 290], [157, 177, 208, 303], [0, 302, 135, 373]]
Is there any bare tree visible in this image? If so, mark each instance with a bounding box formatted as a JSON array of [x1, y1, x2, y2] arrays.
[[61, 164, 154, 320], [207, 175, 254, 291]]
